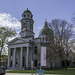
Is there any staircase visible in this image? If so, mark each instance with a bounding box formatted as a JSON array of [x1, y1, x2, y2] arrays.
[[7, 67, 24, 70]]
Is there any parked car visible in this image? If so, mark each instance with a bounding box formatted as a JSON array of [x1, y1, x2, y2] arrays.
[[0, 66, 5, 75]]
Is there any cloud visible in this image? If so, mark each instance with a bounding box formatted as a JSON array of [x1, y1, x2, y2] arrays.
[[0, 13, 21, 54], [0, 13, 21, 35], [73, 26, 75, 31]]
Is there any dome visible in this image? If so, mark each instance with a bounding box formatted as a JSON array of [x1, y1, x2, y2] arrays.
[[24, 8, 32, 14], [39, 21, 53, 36]]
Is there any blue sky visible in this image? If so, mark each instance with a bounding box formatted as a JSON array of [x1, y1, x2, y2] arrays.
[[0, 0, 75, 37]]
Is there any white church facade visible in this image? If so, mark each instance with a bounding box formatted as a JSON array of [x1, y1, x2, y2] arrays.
[[7, 8, 61, 70]]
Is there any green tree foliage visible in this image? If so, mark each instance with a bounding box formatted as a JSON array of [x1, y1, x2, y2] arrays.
[[0, 26, 16, 66], [1, 55, 8, 61], [1, 55, 8, 67]]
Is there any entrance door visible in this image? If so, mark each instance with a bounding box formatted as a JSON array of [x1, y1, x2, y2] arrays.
[[34, 60, 37, 67], [10, 61, 12, 67], [23, 57, 26, 67]]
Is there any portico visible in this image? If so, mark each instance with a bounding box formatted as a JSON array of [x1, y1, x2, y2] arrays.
[[8, 45, 32, 69]]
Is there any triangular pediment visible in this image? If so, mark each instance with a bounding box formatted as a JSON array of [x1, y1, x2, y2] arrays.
[[8, 37, 29, 44]]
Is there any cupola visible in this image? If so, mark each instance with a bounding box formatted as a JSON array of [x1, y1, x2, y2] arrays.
[[20, 8, 34, 38]]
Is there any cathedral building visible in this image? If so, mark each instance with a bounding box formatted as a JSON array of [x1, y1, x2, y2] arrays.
[[7, 8, 60, 70]]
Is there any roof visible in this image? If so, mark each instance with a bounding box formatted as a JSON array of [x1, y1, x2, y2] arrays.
[[7, 37, 30, 45], [24, 8, 32, 14], [39, 21, 53, 36]]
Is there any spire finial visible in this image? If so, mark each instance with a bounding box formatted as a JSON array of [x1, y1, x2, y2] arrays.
[[45, 18, 47, 22], [27, 8, 28, 10], [44, 18, 48, 26]]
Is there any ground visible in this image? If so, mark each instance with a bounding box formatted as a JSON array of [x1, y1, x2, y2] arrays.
[[6, 73, 58, 75], [6, 68, 75, 75]]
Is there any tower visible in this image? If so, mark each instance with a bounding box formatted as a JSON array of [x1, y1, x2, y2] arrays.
[[20, 8, 34, 38], [39, 20, 53, 43]]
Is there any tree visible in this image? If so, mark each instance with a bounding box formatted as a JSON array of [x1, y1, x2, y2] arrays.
[[46, 44, 59, 68], [41, 43, 58, 68], [49, 19, 73, 70], [43, 19, 72, 70], [1, 55, 8, 67], [0, 27, 16, 66], [72, 13, 75, 41]]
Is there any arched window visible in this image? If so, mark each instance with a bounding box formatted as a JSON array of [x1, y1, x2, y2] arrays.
[[24, 15, 26, 17], [23, 23, 25, 28], [34, 46, 37, 54], [31, 16, 32, 19]]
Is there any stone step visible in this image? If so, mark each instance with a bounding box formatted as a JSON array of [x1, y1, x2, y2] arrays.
[[7, 67, 24, 70]]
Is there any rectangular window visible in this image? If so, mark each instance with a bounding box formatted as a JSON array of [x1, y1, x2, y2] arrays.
[[34, 46, 37, 54]]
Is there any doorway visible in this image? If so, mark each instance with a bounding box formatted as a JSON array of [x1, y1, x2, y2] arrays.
[[23, 57, 26, 67], [34, 60, 37, 67]]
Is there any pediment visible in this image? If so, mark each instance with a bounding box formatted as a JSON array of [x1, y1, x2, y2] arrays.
[[13, 39, 24, 43], [8, 37, 29, 44]]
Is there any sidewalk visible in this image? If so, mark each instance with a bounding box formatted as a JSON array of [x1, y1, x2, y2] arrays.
[[6, 73, 60, 75]]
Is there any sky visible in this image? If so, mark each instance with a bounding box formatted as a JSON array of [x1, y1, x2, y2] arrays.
[[0, 0, 75, 37]]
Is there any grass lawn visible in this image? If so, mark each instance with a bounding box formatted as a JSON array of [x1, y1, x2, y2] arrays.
[[6, 68, 75, 75]]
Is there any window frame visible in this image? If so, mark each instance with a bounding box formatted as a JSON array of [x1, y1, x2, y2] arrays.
[[34, 46, 38, 54]]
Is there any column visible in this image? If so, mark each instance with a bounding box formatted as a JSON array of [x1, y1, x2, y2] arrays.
[[31, 47, 33, 69], [26, 47, 29, 67], [13, 48, 16, 67], [20, 47, 23, 67], [31, 48, 32, 62], [8, 48, 11, 67]]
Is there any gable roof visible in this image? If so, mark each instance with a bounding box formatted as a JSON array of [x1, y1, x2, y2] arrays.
[[7, 37, 30, 45]]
